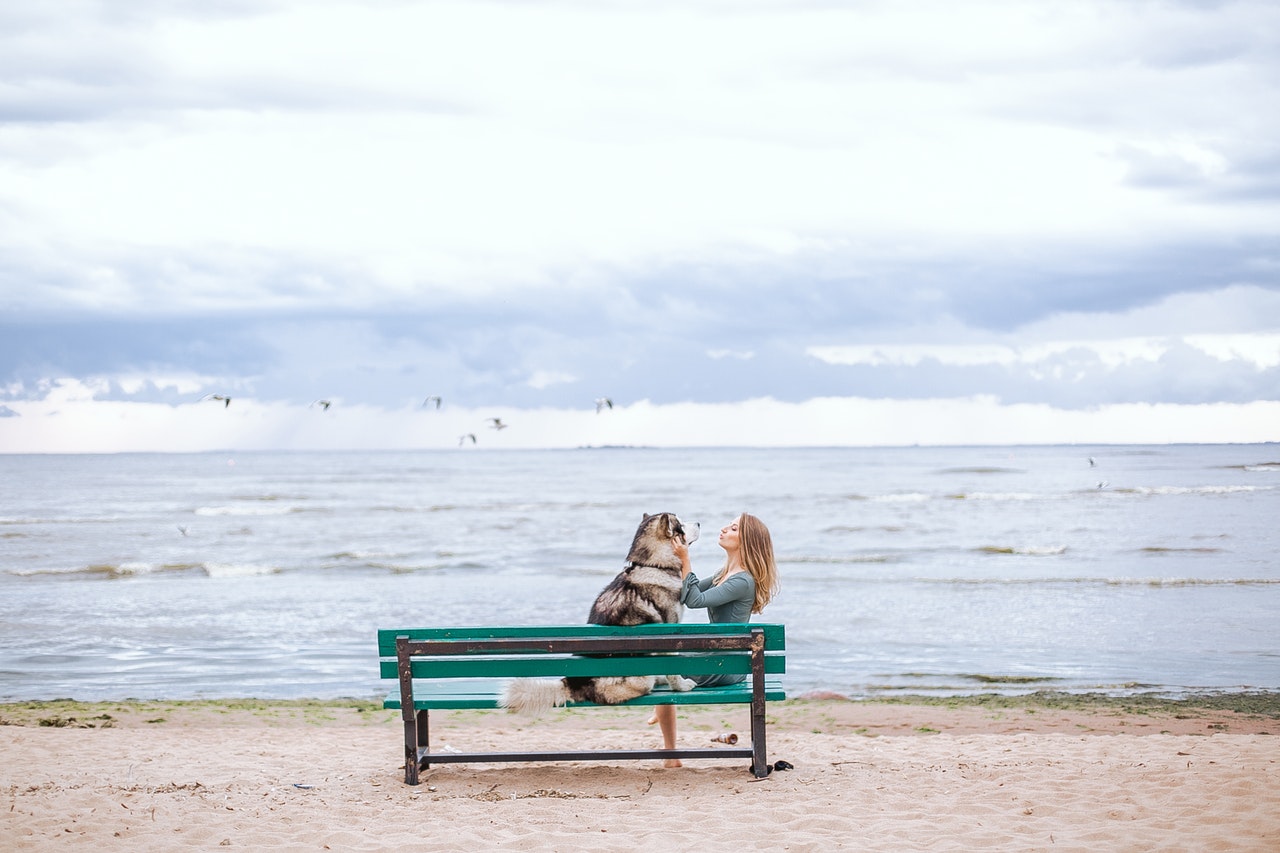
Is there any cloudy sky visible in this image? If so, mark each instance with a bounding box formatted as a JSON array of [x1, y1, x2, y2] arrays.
[[2, 0, 1278, 452]]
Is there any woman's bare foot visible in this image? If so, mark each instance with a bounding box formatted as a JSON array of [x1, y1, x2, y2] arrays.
[[663, 758, 683, 769], [646, 713, 659, 725]]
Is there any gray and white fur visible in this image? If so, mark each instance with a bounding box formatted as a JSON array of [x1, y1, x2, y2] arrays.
[[500, 512, 700, 714]]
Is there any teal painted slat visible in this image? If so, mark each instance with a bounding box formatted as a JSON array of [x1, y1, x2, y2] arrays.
[[382, 680, 787, 710], [378, 653, 786, 681], [376, 623, 785, 656]]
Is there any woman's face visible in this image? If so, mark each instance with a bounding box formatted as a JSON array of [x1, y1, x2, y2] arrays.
[[718, 516, 742, 554]]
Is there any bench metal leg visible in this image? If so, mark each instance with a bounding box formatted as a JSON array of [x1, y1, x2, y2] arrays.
[[403, 718, 419, 786], [749, 629, 770, 778], [403, 709, 431, 785]]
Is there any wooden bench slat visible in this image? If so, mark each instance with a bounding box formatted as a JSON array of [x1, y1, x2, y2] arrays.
[[382, 678, 786, 710], [377, 622, 785, 656], [378, 652, 785, 680]]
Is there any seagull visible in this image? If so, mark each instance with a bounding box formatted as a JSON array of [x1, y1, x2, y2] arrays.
[[311, 400, 332, 411], [1088, 457, 1096, 467], [459, 433, 476, 446], [177, 525, 189, 537], [488, 417, 508, 430], [424, 396, 442, 409], [595, 397, 613, 413], [1096, 481, 1109, 490], [202, 394, 232, 408]]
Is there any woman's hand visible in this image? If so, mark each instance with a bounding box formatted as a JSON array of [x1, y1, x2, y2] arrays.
[[673, 540, 692, 577]]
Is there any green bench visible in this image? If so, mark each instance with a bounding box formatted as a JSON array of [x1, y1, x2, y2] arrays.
[[378, 623, 786, 785]]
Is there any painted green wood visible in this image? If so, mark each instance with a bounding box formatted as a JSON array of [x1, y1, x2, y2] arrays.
[[376, 623, 785, 656], [383, 679, 787, 710], [378, 652, 785, 680]]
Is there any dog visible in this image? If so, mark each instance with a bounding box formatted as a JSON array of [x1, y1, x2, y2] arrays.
[[500, 512, 700, 714]]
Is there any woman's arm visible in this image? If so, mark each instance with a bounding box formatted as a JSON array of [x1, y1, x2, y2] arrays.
[[681, 572, 754, 609]]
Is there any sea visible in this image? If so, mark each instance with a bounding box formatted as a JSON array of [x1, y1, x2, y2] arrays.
[[1, 445, 1276, 703]]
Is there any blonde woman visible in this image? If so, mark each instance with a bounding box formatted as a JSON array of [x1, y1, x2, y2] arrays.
[[652, 512, 779, 767]]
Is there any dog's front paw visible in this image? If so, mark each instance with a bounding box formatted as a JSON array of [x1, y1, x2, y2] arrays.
[[667, 675, 697, 692]]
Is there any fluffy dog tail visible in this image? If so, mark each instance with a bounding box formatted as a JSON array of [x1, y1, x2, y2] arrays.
[[500, 678, 571, 716]]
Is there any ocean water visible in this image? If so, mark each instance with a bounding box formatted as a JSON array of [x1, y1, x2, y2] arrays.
[[0, 445, 1276, 702]]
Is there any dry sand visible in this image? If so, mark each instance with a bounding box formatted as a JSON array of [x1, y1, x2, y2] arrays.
[[2, 694, 1277, 851]]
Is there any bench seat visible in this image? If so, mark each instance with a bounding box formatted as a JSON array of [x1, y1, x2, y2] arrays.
[[379, 623, 785, 784], [384, 677, 787, 710]]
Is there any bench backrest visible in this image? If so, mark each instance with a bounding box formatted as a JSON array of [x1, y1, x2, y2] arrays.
[[378, 623, 786, 681]]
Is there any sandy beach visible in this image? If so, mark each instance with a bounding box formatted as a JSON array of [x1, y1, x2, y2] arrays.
[[2, 693, 1277, 851]]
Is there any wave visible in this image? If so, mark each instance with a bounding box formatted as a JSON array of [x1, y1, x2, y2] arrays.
[[823, 525, 908, 534], [194, 505, 316, 517], [869, 493, 931, 503], [1133, 485, 1270, 496], [929, 577, 1280, 587], [936, 467, 1026, 475], [786, 573, 1280, 587], [785, 554, 904, 565], [848, 483, 1271, 503], [4, 561, 278, 579], [327, 549, 411, 562], [949, 492, 1044, 501], [1219, 462, 1280, 472], [974, 544, 1068, 556], [202, 562, 280, 578], [0, 516, 118, 525]]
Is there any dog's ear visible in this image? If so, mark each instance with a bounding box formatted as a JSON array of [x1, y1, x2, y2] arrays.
[[658, 512, 674, 537]]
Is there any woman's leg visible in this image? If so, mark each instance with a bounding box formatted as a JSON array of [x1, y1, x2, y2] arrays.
[[653, 705, 681, 768]]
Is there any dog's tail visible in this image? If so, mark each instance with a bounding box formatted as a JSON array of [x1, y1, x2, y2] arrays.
[[500, 678, 571, 716]]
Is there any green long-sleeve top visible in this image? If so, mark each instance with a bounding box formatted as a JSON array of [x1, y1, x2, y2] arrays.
[[680, 571, 755, 624]]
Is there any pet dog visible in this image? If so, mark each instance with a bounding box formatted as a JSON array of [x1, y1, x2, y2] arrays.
[[500, 512, 700, 714]]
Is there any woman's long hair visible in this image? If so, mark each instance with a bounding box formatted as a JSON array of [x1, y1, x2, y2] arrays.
[[716, 512, 779, 614]]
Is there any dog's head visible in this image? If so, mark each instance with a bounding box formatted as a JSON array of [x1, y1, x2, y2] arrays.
[[626, 512, 700, 568]]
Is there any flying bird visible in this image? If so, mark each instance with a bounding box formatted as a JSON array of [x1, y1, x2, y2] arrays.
[[311, 400, 332, 411], [1088, 457, 1096, 467], [488, 417, 508, 430], [177, 525, 189, 537], [459, 433, 476, 446], [202, 394, 232, 408], [424, 396, 442, 409], [595, 397, 613, 413]]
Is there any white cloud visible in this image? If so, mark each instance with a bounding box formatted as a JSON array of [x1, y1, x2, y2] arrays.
[[806, 338, 1186, 369], [527, 370, 578, 390], [707, 349, 754, 361], [1, 391, 1276, 453], [2, 2, 1279, 450], [1185, 333, 1280, 370]]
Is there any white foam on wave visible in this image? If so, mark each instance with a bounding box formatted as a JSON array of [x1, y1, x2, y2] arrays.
[[976, 544, 1069, 556], [872, 493, 930, 503], [202, 562, 280, 578], [195, 505, 298, 517], [956, 492, 1044, 502], [1138, 485, 1268, 496]]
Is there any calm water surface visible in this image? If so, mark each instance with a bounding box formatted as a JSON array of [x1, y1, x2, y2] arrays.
[[1, 445, 1276, 700]]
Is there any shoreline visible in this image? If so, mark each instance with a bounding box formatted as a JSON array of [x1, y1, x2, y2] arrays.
[[3, 689, 1277, 735]]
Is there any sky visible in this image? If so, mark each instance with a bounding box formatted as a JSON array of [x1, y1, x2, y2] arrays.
[[1, 0, 1278, 452]]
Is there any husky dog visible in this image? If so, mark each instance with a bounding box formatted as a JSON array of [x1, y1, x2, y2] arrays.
[[500, 512, 700, 714]]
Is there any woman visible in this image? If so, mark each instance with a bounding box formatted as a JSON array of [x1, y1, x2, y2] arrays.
[[651, 512, 779, 767]]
